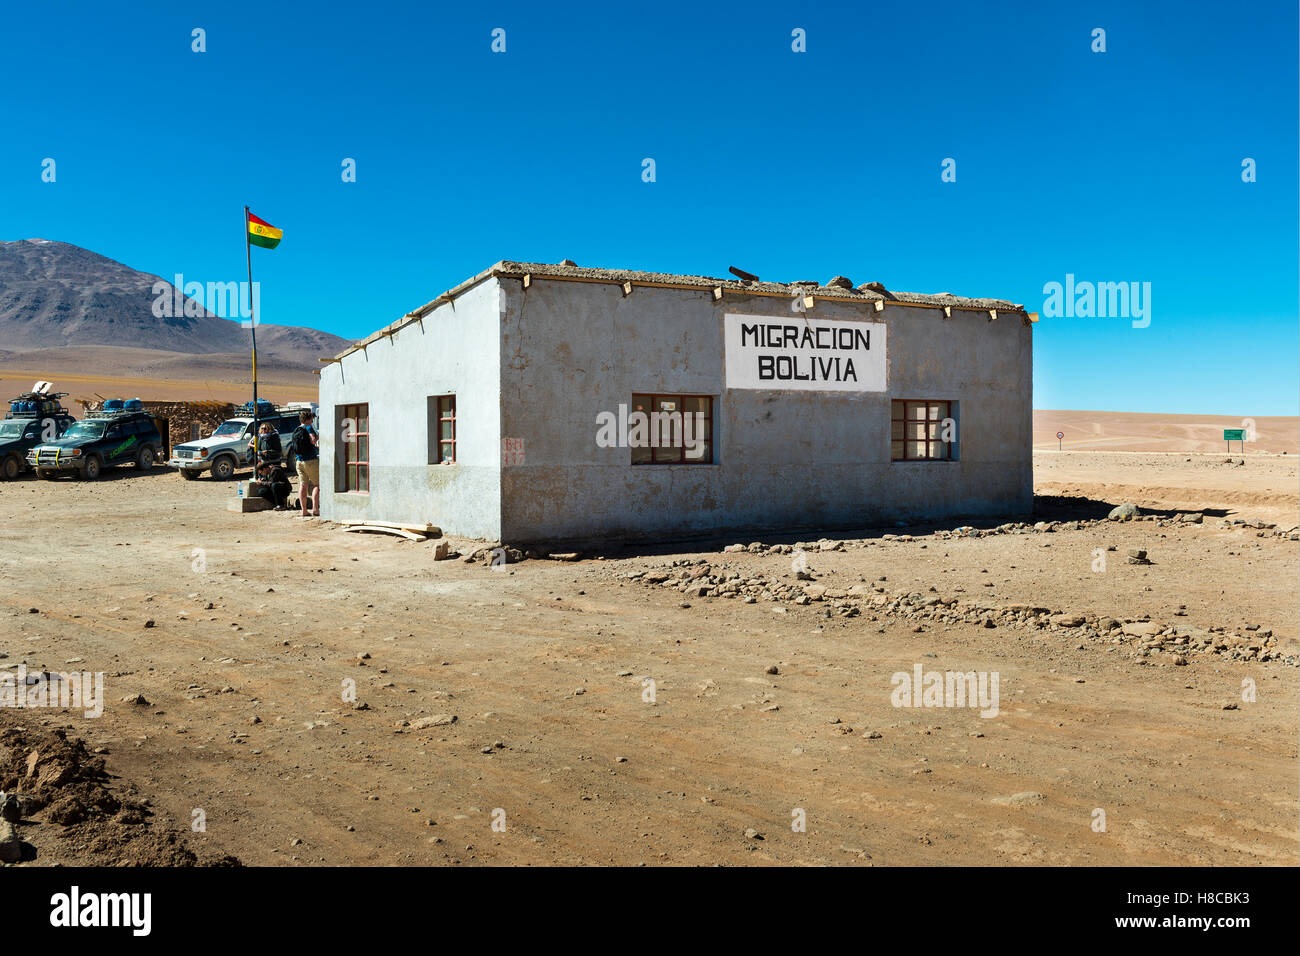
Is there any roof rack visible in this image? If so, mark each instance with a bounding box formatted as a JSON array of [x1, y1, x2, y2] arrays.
[[5, 391, 70, 419], [90, 408, 152, 418]]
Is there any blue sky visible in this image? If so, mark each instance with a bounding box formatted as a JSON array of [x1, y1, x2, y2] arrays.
[[2, 0, 1296, 414]]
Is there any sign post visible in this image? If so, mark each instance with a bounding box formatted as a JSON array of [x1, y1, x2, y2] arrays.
[[1223, 428, 1245, 454], [1056, 430, 1064, 451]]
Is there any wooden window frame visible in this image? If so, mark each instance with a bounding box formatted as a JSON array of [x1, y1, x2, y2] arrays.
[[891, 399, 955, 462], [630, 393, 715, 465], [436, 395, 456, 464], [340, 402, 370, 493]]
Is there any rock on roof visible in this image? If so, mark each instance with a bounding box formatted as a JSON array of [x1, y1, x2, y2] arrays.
[[491, 261, 1024, 311]]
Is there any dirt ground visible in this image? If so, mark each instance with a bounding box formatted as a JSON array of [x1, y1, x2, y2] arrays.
[[1, 450, 1296, 866]]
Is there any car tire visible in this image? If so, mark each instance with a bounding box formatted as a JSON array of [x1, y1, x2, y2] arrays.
[[1, 455, 19, 480], [80, 456, 103, 481], [284, 452, 296, 475], [212, 456, 236, 481], [179, 468, 199, 480], [136, 447, 155, 470]]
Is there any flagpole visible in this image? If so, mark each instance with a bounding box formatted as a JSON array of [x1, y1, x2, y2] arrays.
[[244, 205, 259, 439]]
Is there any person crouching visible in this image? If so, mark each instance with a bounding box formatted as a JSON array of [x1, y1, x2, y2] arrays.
[[255, 459, 292, 511]]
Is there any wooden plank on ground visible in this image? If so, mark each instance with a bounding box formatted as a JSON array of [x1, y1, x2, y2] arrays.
[[338, 519, 441, 536], [341, 525, 426, 541]]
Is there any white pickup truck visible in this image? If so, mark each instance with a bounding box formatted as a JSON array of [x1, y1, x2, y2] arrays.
[[168, 410, 304, 480]]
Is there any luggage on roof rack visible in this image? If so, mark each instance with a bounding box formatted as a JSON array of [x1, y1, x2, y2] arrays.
[[5, 390, 70, 419], [242, 399, 278, 418]]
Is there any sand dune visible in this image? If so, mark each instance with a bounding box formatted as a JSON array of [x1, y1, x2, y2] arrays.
[[1034, 409, 1298, 455]]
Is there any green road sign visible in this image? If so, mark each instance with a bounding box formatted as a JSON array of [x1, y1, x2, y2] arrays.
[[1223, 429, 1245, 441]]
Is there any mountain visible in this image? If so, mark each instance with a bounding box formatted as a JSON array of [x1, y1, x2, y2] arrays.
[[0, 239, 351, 367]]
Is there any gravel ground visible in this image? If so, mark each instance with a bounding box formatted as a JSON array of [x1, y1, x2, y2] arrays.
[[0, 451, 1295, 866]]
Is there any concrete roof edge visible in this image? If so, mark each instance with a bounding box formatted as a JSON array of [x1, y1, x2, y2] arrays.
[[331, 265, 505, 361], [332, 260, 1027, 362]]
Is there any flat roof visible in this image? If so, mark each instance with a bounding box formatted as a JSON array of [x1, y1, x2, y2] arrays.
[[332, 260, 1027, 362]]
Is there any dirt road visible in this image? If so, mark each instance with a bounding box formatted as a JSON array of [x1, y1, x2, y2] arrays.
[[1, 452, 1296, 866]]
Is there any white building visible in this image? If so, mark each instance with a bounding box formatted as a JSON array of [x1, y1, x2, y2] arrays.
[[318, 261, 1033, 545]]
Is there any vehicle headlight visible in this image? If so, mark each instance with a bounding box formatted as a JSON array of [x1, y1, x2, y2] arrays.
[[68, 448, 81, 456]]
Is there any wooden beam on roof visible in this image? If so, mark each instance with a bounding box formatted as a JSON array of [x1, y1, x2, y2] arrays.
[[622, 281, 633, 297], [522, 273, 532, 289], [713, 287, 724, 301]]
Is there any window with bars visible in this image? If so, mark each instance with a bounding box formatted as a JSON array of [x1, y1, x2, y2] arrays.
[[428, 395, 456, 464], [891, 400, 956, 461], [338, 402, 370, 492], [629, 394, 714, 465]]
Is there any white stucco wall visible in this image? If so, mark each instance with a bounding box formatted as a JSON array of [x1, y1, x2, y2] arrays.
[[318, 278, 503, 539], [318, 272, 1033, 546], [496, 279, 1032, 544]]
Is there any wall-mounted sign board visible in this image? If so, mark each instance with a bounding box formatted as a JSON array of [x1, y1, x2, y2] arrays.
[[724, 313, 886, 392]]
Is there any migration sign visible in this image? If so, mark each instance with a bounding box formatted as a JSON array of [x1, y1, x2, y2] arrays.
[[724, 313, 886, 391]]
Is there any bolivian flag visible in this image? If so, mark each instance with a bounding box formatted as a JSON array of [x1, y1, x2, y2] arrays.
[[247, 212, 283, 250]]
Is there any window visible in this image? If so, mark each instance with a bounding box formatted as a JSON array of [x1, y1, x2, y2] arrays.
[[189, 423, 202, 441], [891, 400, 955, 461], [338, 403, 369, 492], [629, 394, 713, 465], [428, 395, 455, 464]]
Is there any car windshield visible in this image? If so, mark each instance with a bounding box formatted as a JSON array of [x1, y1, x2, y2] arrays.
[[212, 420, 247, 437], [0, 421, 26, 439], [62, 422, 104, 439]]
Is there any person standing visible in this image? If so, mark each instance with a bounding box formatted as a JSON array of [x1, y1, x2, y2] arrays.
[[291, 410, 320, 516], [250, 421, 282, 466]]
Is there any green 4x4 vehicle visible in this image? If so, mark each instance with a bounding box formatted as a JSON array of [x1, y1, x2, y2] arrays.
[[0, 415, 76, 479], [27, 411, 165, 480]]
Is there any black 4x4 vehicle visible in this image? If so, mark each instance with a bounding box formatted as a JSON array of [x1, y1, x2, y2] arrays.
[[27, 411, 165, 480], [1, 389, 76, 479]]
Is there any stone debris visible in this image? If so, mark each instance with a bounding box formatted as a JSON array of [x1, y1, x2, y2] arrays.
[[614, 544, 1295, 667], [407, 714, 457, 730], [992, 791, 1046, 807], [0, 819, 22, 862]]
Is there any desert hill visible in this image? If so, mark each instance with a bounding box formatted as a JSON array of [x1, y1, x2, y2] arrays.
[[0, 238, 350, 403], [0, 239, 349, 366]]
